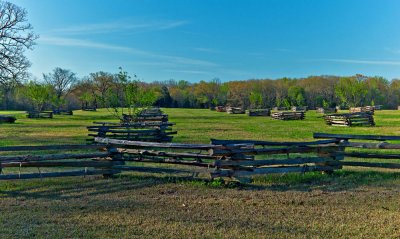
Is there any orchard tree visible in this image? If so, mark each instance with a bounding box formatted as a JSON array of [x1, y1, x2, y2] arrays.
[[0, 1, 38, 85]]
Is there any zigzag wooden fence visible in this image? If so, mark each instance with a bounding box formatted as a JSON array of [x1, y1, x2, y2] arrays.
[[87, 121, 177, 143], [349, 106, 375, 115], [3, 132, 400, 181], [27, 111, 53, 119], [314, 133, 400, 170], [247, 109, 271, 116], [94, 137, 341, 179], [88, 108, 176, 143], [226, 107, 245, 114], [271, 111, 305, 120], [0, 144, 122, 180], [324, 113, 375, 126]]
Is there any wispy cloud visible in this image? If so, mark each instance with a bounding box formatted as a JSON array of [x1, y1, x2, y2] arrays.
[[39, 36, 149, 54], [321, 58, 400, 66], [39, 36, 217, 67], [50, 19, 188, 35], [193, 47, 219, 53]]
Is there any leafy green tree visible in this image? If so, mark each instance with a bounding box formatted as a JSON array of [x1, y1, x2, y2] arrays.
[[335, 76, 368, 107], [104, 67, 160, 120], [249, 91, 263, 109], [288, 86, 305, 106], [20, 81, 52, 111]]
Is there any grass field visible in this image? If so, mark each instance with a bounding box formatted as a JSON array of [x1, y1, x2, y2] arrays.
[[1, 109, 400, 238]]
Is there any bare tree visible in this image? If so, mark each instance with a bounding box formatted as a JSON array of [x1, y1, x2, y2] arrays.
[[0, 1, 38, 85], [43, 67, 77, 110]]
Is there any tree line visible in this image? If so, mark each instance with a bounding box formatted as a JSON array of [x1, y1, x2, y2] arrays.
[[1, 68, 400, 111]]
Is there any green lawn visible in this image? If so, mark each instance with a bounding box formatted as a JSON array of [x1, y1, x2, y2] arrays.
[[1, 109, 400, 238]]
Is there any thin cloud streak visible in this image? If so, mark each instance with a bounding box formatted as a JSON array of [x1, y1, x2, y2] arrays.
[[193, 47, 219, 53], [39, 36, 217, 67], [50, 20, 189, 35]]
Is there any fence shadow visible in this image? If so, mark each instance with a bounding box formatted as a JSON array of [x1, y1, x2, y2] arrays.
[[247, 170, 400, 192], [0, 173, 199, 200], [1, 169, 400, 201]]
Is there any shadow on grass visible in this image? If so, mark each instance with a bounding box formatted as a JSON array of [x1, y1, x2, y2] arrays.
[[0, 173, 202, 200], [1, 170, 400, 200], [249, 170, 400, 192]]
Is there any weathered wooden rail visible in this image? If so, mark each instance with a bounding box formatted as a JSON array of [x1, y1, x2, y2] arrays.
[[226, 107, 245, 114], [27, 111, 53, 119], [4, 132, 400, 181], [95, 137, 341, 179], [247, 109, 271, 116], [314, 133, 400, 170], [324, 113, 375, 126], [349, 106, 374, 115], [0, 144, 122, 180], [89, 108, 176, 143], [271, 111, 305, 120], [87, 121, 177, 143]]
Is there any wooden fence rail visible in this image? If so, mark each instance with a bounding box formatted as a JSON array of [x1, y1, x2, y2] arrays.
[[247, 109, 271, 116], [271, 111, 305, 120], [27, 111, 53, 119], [314, 132, 400, 170], [95, 137, 341, 179], [0, 144, 123, 180], [349, 106, 375, 115], [3, 132, 400, 181], [324, 113, 375, 126], [88, 110, 176, 143]]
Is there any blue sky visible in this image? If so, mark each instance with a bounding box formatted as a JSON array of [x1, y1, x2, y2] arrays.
[[10, 0, 400, 82]]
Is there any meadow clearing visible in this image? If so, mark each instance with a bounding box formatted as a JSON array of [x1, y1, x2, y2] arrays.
[[0, 108, 400, 238]]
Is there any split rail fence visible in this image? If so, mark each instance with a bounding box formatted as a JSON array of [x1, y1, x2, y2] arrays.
[[314, 133, 400, 170], [87, 121, 177, 143], [349, 106, 375, 115], [27, 111, 53, 119], [324, 113, 375, 126], [3, 133, 400, 181], [0, 144, 122, 180], [89, 108, 176, 143], [226, 107, 245, 114], [271, 111, 305, 120], [247, 109, 271, 116]]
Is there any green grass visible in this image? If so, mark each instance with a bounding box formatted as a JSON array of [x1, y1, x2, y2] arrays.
[[1, 109, 400, 238]]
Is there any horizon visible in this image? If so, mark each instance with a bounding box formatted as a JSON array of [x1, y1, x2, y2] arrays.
[[10, 0, 400, 82]]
